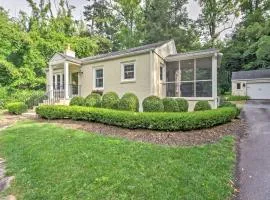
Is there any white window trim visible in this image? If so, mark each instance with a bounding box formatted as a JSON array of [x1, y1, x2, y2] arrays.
[[160, 63, 165, 82], [93, 67, 104, 90], [121, 61, 136, 83]]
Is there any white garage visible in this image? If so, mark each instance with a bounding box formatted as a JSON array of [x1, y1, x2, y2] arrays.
[[247, 83, 270, 99], [232, 69, 270, 100]]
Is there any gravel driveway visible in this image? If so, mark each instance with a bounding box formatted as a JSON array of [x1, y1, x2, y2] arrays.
[[239, 100, 270, 200]]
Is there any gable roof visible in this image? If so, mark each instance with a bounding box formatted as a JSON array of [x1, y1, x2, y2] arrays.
[[81, 40, 172, 63], [232, 69, 270, 80], [49, 52, 81, 64]]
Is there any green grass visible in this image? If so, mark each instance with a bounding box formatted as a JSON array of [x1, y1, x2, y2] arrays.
[[0, 122, 236, 200]]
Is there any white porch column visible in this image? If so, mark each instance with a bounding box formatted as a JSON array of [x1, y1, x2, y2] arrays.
[[212, 54, 218, 108], [48, 64, 54, 99], [64, 62, 69, 99]]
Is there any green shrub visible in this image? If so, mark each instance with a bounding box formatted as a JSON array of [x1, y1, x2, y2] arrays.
[[162, 98, 179, 112], [36, 105, 239, 131], [194, 101, 211, 111], [85, 93, 101, 107], [226, 95, 249, 101], [219, 101, 236, 108], [118, 93, 139, 112], [70, 97, 85, 106], [142, 96, 164, 112], [101, 92, 119, 109], [175, 98, 189, 112], [6, 102, 28, 115]]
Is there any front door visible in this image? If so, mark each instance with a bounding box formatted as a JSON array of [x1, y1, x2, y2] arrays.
[[71, 73, 79, 96], [53, 73, 64, 98]]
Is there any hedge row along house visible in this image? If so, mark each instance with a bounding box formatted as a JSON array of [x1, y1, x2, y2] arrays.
[[46, 40, 223, 111]]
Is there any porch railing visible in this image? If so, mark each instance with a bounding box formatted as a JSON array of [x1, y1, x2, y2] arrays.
[[47, 84, 81, 99]]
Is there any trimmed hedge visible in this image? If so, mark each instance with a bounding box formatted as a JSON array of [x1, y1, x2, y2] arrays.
[[102, 92, 119, 109], [226, 95, 249, 101], [163, 98, 179, 112], [36, 105, 239, 131], [118, 93, 139, 112], [70, 97, 85, 106], [194, 101, 211, 111], [85, 93, 101, 107], [6, 102, 28, 115], [143, 96, 164, 112], [176, 98, 188, 112]]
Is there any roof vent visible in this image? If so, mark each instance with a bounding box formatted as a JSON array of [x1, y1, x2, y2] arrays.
[[64, 44, 75, 58]]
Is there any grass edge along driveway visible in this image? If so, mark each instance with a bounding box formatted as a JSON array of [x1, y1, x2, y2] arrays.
[[0, 122, 236, 200]]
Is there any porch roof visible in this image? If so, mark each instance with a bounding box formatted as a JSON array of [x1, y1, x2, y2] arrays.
[[49, 53, 82, 65], [165, 49, 221, 60]]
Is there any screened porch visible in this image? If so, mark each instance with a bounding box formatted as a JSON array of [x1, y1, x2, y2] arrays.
[[162, 50, 221, 103]]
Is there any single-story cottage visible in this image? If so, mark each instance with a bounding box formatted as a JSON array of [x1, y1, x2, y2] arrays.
[[46, 40, 222, 111], [232, 69, 270, 99]]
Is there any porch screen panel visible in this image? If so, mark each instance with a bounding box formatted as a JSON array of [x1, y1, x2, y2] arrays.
[[180, 59, 194, 97], [196, 57, 212, 97], [166, 61, 178, 97]]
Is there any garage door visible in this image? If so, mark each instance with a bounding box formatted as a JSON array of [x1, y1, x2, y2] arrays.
[[247, 83, 270, 99]]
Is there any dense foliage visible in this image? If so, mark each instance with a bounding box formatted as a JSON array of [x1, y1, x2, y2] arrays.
[[101, 92, 119, 109], [118, 93, 139, 112], [176, 98, 189, 112], [85, 93, 102, 107], [70, 97, 85, 106], [194, 101, 212, 111], [0, 87, 44, 109], [162, 98, 179, 112], [36, 105, 238, 131], [6, 102, 28, 115], [142, 96, 164, 112]]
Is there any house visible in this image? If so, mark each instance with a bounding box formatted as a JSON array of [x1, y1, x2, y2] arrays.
[[232, 69, 270, 99], [46, 40, 222, 111]]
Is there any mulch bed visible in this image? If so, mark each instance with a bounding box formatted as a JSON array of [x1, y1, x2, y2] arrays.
[[36, 118, 247, 146]]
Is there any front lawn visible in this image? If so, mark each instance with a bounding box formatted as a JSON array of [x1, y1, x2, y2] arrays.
[[0, 122, 236, 200]]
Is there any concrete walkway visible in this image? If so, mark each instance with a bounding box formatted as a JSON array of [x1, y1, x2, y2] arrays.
[[239, 100, 270, 200]]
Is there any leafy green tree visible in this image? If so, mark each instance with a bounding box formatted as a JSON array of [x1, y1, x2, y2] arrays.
[[196, 0, 239, 46]]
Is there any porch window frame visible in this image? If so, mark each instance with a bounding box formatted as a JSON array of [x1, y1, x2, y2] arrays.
[[121, 61, 136, 83], [93, 67, 104, 90], [164, 56, 213, 99]]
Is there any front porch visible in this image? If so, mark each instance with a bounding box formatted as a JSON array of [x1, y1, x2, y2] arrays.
[[47, 52, 82, 101]]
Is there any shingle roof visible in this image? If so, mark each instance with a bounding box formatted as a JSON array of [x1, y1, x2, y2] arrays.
[[232, 69, 270, 80], [166, 48, 219, 58], [81, 40, 172, 63]]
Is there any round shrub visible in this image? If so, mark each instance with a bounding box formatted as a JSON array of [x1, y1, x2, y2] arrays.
[[194, 101, 211, 111], [6, 102, 27, 115], [69, 96, 85, 106], [85, 93, 101, 107], [176, 98, 188, 112], [143, 96, 164, 112], [162, 98, 179, 112], [118, 93, 139, 112], [101, 92, 119, 109]]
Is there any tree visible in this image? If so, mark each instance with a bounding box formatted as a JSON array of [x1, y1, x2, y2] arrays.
[[143, 0, 200, 51], [196, 0, 239, 46]]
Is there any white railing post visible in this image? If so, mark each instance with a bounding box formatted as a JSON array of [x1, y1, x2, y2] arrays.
[[64, 62, 69, 100]]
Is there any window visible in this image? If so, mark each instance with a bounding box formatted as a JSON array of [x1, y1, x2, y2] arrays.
[[121, 62, 135, 81], [237, 83, 241, 90], [164, 57, 213, 98], [94, 68, 104, 89]]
